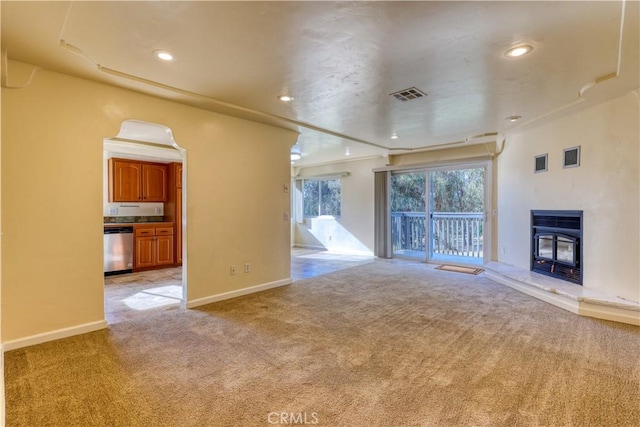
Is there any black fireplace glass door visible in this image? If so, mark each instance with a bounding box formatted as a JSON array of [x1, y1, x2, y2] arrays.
[[556, 235, 577, 265], [536, 234, 553, 260]]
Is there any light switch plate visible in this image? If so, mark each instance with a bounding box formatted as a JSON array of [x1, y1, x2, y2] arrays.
[[283, 184, 289, 193], [284, 212, 290, 220]]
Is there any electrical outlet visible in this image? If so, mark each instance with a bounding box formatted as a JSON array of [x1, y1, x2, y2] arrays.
[[244, 263, 251, 273], [230, 265, 237, 275], [108, 207, 118, 215], [500, 247, 505, 255]]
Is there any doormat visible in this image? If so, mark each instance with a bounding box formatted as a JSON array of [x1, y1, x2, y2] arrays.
[[435, 264, 484, 275]]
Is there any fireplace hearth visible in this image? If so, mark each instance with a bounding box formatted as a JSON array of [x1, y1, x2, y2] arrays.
[[531, 210, 583, 285]]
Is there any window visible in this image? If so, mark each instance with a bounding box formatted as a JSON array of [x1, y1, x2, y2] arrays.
[[302, 178, 341, 217]]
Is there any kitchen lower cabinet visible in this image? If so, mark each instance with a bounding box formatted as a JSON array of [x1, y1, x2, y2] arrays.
[[156, 235, 174, 266], [135, 237, 156, 269], [134, 225, 174, 270]]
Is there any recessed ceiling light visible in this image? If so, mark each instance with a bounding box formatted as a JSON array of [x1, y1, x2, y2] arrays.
[[278, 95, 294, 102], [390, 134, 399, 140], [506, 115, 522, 122], [290, 145, 301, 161], [504, 45, 533, 58], [154, 50, 174, 61], [345, 146, 351, 156]]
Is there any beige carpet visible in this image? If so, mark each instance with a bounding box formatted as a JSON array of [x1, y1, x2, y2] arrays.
[[5, 259, 640, 426]]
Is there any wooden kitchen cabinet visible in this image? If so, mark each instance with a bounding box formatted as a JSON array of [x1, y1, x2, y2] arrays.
[[176, 187, 183, 264], [135, 236, 156, 269], [142, 163, 168, 201], [109, 159, 142, 202], [134, 225, 174, 270], [156, 235, 174, 266], [174, 163, 183, 188], [108, 158, 168, 202], [167, 162, 183, 266]]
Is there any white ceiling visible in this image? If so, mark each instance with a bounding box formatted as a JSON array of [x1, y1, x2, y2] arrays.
[[2, 1, 639, 166]]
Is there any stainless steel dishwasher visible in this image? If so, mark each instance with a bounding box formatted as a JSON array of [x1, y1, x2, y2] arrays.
[[104, 226, 134, 275]]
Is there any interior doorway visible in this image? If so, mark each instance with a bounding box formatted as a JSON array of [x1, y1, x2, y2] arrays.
[[102, 120, 186, 324], [390, 163, 489, 265]]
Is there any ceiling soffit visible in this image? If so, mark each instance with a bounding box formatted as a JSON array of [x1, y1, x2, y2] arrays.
[[2, 1, 638, 166]]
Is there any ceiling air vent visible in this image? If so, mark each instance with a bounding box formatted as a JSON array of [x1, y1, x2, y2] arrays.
[[390, 87, 427, 102]]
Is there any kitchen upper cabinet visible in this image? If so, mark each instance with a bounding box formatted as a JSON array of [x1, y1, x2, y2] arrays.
[[109, 159, 142, 202], [142, 163, 168, 201], [108, 158, 168, 202]]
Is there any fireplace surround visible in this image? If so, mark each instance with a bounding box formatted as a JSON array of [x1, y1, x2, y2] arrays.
[[531, 210, 583, 285]]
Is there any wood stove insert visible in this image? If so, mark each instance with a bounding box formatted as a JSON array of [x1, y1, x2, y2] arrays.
[[531, 210, 583, 285]]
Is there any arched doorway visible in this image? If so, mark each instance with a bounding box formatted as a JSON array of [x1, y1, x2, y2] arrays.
[[102, 120, 187, 323]]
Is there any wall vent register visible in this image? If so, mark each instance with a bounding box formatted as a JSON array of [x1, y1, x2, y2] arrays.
[[534, 153, 548, 173], [563, 146, 581, 168]]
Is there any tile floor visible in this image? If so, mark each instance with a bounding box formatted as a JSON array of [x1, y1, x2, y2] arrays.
[[290, 247, 375, 280], [104, 267, 183, 324], [104, 248, 376, 324]]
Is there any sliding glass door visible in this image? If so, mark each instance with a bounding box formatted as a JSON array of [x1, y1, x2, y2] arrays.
[[390, 164, 487, 265], [428, 167, 485, 265], [391, 172, 426, 259]]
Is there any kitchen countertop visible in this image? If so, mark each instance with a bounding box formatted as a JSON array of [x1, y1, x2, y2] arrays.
[[104, 222, 175, 227]]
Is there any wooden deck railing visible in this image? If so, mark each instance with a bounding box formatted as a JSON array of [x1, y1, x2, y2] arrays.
[[391, 212, 484, 258]]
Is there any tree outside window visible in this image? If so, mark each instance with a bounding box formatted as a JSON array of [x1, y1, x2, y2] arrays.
[[303, 178, 341, 217]]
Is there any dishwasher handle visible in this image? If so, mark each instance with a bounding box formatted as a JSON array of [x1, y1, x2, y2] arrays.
[[104, 226, 134, 234]]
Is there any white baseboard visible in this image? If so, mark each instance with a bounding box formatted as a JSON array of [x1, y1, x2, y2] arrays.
[[2, 320, 108, 352], [186, 278, 292, 309], [293, 244, 326, 251]]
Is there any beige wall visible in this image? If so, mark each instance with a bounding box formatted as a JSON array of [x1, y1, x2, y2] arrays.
[[294, 157, 386, 254], [1, 63, 297, 342], [496, 90, 640, 302]]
